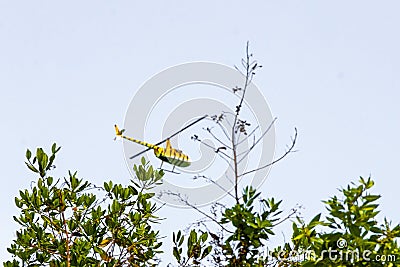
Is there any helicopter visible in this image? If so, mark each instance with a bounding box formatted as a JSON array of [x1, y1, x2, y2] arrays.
[[114, 115, 207, 173]]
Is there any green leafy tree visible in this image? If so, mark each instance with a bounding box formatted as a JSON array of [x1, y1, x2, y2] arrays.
[[4, 144, 163, 267], [273, 177, 400, 267], [213, 187, 290, 267]]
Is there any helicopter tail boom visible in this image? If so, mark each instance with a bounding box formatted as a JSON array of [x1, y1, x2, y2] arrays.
[[114, 125, 158, 149]]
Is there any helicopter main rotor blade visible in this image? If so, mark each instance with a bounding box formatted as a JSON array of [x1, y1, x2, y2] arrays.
[[129, 147, 152, 159], [129, 114, 208, 160]]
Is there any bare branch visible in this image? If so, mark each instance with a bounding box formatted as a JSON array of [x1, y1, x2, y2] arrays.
[[214, 119, 232, 141], [221, 111, 236, 118], [231, 42, 255, 203], [224, 172, 235, 186], [193, 175, 236, 200], [236, 125, 259, 146], [191, 137, 235, 173], [239, 127, 298, 177], [272, 205, 300, 227], [162, 190, 234, 233], [237, 117, 277, 163], [199, 139, 233, 160], [204, 127, 232, 150]]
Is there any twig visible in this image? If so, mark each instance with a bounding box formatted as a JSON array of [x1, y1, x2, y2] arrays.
[[193, 139, 235, 171], [236, 125, 260, 146], [216, 120, 232, 141], [237, 117, 277, 163], [194, 175, 236, 199], [204, 127, 232, 150], [239, 128, 297, 177], [272, 207, 299, 227], [163, 190, 234, 233]]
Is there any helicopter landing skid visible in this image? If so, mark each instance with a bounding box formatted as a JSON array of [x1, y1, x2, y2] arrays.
[[159, 168, 180, 174]]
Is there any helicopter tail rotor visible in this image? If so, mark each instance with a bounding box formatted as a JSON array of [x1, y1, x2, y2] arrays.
[[114, 125, 124, 141]]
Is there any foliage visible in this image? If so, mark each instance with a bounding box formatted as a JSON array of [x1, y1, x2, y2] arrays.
[[272, 177, 400, 267], [4, 144, 163, 267], [215, 187, 285, 266], [171, 230, 211, 266], [169, 185, 288, 267], [6, 145, 400, 267], [170, 177, 400, 266]]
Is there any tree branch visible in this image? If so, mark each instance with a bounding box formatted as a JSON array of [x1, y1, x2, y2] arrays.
[[193, 175, 236, 200], [162, 190, 234, 234], [239, 128, 298, 177], [237, 117, 277, 163]]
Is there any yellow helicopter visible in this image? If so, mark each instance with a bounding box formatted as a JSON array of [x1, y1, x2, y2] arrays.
[[114, 115, 207, 173]]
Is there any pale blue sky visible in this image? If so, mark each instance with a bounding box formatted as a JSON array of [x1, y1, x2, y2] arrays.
[[1, 1, 399, 264]]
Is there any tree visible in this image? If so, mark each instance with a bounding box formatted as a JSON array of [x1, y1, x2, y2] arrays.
[[4, 144, 163, 267], [169, 185, 295, 266], [167, 43, 298, 266], [272, 177, 400, 266]]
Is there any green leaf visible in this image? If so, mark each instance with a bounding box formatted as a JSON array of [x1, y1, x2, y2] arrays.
[[26, 149, 32, 160], [25, 162, 38, 173], [46, 176, 53, 186], [51, 143, 57, 153], [200, 232, 208, 243], [364, 195, 380, 202], [173, 247, 181, 262], [201, 245, 212, 259]]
